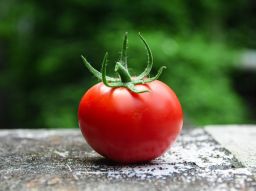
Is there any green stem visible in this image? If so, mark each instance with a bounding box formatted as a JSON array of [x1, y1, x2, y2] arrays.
[[81, 55, 118, 82], [101, 53, 118, 87], [142, 66, 167, 83], [81, 32, 167, 94], [127, 83, 148, 93], [132, 66, 167, 84], [136, 33, 153, 79], [120, 32, 128, 69], [115, 62, 132, 83]]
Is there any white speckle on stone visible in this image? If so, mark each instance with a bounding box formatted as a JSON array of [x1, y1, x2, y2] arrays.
[[54, 150, 69, 158]]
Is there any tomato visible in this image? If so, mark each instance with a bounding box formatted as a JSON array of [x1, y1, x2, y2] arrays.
[[78, 32, 183, 163], [78, 80, 183, 163]]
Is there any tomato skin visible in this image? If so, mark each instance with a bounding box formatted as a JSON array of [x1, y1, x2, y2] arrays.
[[78, 80, 183, 163]]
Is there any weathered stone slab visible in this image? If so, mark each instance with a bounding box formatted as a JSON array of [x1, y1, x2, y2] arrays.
[[205, 125, 256, 175], [0, 129, 255, 191]]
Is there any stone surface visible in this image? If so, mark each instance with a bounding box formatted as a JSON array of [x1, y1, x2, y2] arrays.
[[205, 125, 256, 175], [0, 129, 256, 191]]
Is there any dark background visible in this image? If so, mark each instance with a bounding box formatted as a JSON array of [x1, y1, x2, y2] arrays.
[[0, 0, 256, 129]]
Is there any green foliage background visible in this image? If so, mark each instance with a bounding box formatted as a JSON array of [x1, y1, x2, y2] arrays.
[[0, 0, 255, 128]]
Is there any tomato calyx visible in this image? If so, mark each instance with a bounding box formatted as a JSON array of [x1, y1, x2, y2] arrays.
[[81, 32, 167, 93]]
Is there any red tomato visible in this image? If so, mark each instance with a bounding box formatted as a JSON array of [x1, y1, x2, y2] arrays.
[[78, 80, 183, 163]]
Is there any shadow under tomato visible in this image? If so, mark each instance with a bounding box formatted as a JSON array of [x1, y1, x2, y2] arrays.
[[84, 155, 155, 167]]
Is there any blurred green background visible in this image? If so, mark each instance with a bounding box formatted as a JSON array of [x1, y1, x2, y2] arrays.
[[0, 0, 256, 129]]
